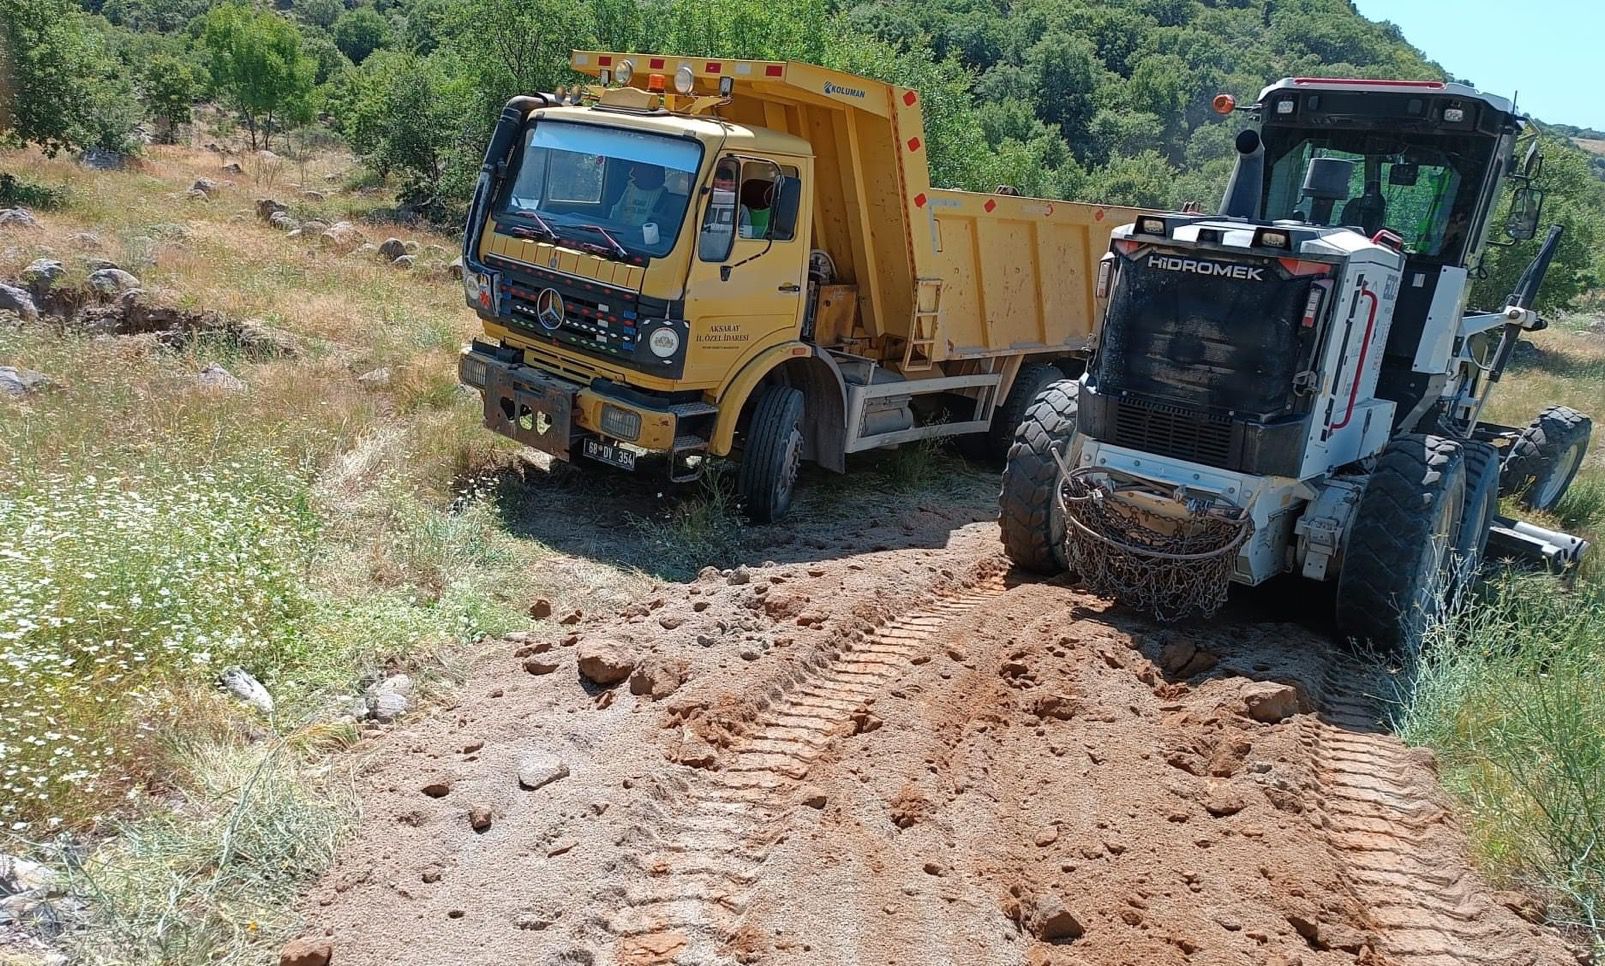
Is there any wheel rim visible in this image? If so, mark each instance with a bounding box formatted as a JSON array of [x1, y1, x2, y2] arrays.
[[1420, 483, 1462, 606], [777, 428, 802, 508], [1534, 441, 1584, 507]]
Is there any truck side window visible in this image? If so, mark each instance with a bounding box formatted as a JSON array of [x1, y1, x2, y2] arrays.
[[699, 157, 740, 262], [739, 164, 801, 241]]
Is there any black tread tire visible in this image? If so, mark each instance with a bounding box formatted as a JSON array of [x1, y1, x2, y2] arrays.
[[984, 363, 1066, 461], [1500, 405, 1592, 511], [1451, 441, 1500, 602], [739, 385, 804, 524], [1335, 434, 1467, 653], [998, 379, 1078, 574]]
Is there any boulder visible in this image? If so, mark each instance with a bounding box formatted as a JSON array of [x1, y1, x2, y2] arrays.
[[268, 210, 298, 232], [518, 752, 569, 791], [88, 267, 142, 296], [0, 854, 58, 895], [577, 638, 636, 686], [320, 221, 365, 254], [22, 258, 64, 300], [0, 367, 52, 399], [255, 198, 289, 222], [0, 283, 39, 322], [0, 207, 40, 229], [391, 254, 415, 270], [354, 242, 379, 258], [447, 256, 465, 280], [300, 189, 325, 202], [218, 666, 274, 715], [79, 148, 126, 170], [403, 240, 420, 254], [196, 363, 246, 393], [235, 320, 299, 358], [356, 367, 392, 389], [378, 237, 407, 260], [221, 161, 244, 175], [191, 178, 218, 196], [372, 690, 409, 722], [1028, 895, 1085, 942], [69, 231, 102, 249]]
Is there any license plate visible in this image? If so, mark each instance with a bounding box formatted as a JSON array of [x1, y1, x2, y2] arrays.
[[583, 438, 637, 471]]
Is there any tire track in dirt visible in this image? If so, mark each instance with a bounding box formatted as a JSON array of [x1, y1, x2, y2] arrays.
[[1310, 658, 1563, 966], [594, 571, 1011, 965]]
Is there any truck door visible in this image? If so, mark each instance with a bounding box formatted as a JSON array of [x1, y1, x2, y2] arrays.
[[685, 156, 808, 379]]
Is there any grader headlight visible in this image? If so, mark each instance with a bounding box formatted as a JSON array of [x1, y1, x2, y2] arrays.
[[616, 59, 635, 85]]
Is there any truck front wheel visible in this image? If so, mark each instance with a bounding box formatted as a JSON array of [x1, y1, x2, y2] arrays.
[[1501, 405, 1592, 511], [1335, 434, 1467, 654], [998, 380, 1078, 574], [739, 385, 805, 523]]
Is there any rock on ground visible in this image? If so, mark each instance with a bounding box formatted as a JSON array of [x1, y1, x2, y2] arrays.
[[356, 367, 392, 389], [517, 752, 570, 791], [256, 198, 289, 222], [320, 222, 366, 254], [0, 367, 51, 399], [88, 267, 141, 296], [391, 254, 415, 270], [196, 363, 246, 393], [218, 666, 274, 715], [628, 658, 687, 699], [0, 207, 40, 229], [0, 283, 39, 321], [378, 238, 407, 260], [577, 638, 636, 686], [22, 258, 64, 299], [1241, 681, 1302, 723]]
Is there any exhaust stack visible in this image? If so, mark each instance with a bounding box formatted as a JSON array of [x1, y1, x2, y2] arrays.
[[1218, 129, 1264, 220]]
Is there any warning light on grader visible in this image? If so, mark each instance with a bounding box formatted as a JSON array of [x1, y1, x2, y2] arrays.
[[1212, 93, 1236, 115], [647, 73, 666, 93]]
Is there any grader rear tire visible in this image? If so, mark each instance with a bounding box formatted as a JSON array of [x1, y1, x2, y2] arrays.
[[998, 380, 1078, 574], [1450, 441, 1500, 602], [1335, 434, 1467, 654], [1500, 405, 1592, 511]]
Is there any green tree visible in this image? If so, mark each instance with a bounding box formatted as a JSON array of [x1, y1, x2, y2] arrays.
[[295, 0, 344, 29], [342, 50, 469, 211], [200, 3, 315, 150], [332, 5, 392, 64], [0, 0, 140, 156], [139, 52, 199, 143]]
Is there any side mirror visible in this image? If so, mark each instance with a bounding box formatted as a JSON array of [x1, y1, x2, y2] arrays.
[[770, 175, 802, 240], [1521, 140, 1544, 179], [1507, 185, 1545, 241]]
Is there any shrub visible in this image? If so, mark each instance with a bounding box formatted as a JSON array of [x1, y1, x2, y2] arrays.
[[199, 3, 316, 150]]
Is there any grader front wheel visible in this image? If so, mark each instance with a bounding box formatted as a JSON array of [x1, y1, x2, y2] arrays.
[[998, 380, 1078, 574]]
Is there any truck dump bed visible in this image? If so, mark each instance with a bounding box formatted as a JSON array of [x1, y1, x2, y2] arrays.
[[570, 52, 1147, 368]]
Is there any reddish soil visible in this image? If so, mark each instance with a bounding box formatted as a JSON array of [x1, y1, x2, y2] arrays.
[[300, 519, 1576, 966]]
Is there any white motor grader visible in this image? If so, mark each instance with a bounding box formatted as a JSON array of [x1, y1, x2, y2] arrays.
[[1000, 77, 1592, 649]]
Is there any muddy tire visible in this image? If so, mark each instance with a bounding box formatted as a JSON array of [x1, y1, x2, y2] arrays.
[[1500, 405, 1592, 511], [983, 363, 1067, 461], [999, 379, 1078, 574], [1335, 434, 1466, 653], [739, 385, 804, 524], [1450, 441, 1500, 602]]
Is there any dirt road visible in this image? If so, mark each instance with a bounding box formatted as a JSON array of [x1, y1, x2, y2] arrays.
[[302, 514, 1574, 965]]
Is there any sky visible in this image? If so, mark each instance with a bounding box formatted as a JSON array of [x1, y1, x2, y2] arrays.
[[1350, 0, 1605, 130]]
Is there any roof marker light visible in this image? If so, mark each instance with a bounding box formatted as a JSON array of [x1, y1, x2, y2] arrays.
[[1137, 217, 1167, 236]]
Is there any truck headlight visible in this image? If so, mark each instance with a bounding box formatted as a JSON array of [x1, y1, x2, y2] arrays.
[[600, 404, 641, 441], [647, 327, 681, 358], [460, 353, 488, 389]]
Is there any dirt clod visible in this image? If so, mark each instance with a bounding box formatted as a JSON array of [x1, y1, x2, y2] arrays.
[[1240, 682, 1302, 723], [278, 936, 332, 966], [529, 598, 553, 619], [517, 753, 570, 792], [1029, 894, 1085, 942], [420, 780, 450, 798], [577, 638, 635, 686], [468, 805, 493, 832]]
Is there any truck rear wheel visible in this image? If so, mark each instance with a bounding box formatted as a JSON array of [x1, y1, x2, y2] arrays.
[[1335, 434, 1467, 653], [1450, 441, 1500, 602], [984, 363, 1066, 461], [999, 379, 1078, 574], [1500, 405, 1592, 511], [739, 385, 805, 524]]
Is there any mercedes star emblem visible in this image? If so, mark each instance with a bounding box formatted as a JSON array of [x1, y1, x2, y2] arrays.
[[535, 288, 565, 330]]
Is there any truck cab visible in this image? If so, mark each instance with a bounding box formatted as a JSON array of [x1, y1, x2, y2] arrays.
[[459, 52, 1143, 521]]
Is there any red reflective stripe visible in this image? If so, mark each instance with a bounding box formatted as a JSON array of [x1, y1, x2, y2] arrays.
[[705, 62, 721, 73], [1331, 287, 1379, 430], [649, 58, 665, 70], [902, 90, 917, 106], [1277, 257, 1333, 276], [597, 56, 612, 67], [764, 64, 784, 77], [983, 198, 997, 213], [913, 193, 927, 208], [906, 137, 921, 151]]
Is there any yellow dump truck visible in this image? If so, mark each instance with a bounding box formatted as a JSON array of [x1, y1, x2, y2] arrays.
[[457, 51, 1144, 520]]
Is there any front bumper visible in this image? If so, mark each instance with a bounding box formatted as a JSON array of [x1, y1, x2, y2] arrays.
[[458, 342, 692, 463]]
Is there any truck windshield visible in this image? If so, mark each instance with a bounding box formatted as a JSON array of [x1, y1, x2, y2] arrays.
[[498, 121, 702, 259], [1260, 130, 1492, 262]]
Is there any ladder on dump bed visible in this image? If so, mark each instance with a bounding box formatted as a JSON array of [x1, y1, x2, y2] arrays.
[[901, 277, 944, 372]]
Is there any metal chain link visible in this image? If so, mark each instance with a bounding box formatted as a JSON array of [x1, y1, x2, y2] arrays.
[[1052, 458, 1253, 621]]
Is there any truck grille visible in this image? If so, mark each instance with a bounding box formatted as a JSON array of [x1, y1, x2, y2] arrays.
[[1111, 399, 1233, 468]]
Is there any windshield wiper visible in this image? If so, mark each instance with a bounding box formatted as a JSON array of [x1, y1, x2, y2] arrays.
[[567, 223, 629, 258], [505, 210, 558, 241]]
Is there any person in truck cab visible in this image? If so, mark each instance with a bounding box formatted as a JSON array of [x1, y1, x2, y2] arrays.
[[610, 162, 666, 226], [738, 178, 774, 238]]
